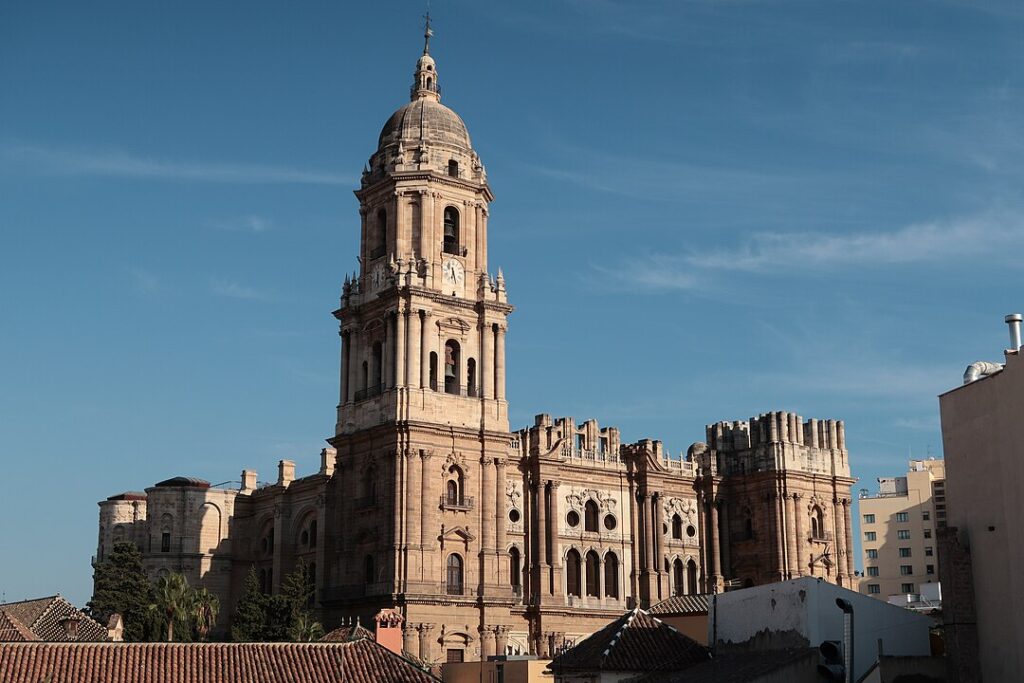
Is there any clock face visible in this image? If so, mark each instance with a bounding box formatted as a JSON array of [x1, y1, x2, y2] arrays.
[[442, 259, 465, 286], [370, 263, 386, 290]]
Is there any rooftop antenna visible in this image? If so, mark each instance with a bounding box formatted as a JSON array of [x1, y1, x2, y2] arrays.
[[423, 4, 434, 55]]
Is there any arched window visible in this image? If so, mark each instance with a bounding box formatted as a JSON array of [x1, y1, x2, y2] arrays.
[[446, 466, 464, 505], [686, 559, 698, 595], [371, 342, 382, 390], [672, 514, 683, 540], [444, 340, 460, 394], [604, 552, 619, 598], [361, 360, 368, 392], [364, 555, 375, 585], [446, 554, 464, 595], [446, 479, 459, 505], [673, 559, 685, 596], [566, 550, 582, 598], [448, 159, 459, 177], [509, 547, 521, 589], [370, 209, 386, 259], [811, 506, 824, 539], [443, 207, 459, 255], [466, 358, 477, 397], [585, 550, 601, 597], [309, 520, 317, 548], [584, 500, 599, 532], [429, 351, 438, 391]]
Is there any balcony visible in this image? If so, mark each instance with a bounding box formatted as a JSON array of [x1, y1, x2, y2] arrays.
[[432, 380, 480, 397], [440, 495, 474, 511], [809, 531, 833, 543], [439, 581, 476, 597], [354, 384, 385, 402]]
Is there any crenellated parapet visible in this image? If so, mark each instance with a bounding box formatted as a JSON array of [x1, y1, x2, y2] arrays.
[[706, 411, 849, 477]]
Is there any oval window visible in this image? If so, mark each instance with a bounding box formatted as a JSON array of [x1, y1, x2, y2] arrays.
[[508, 509, 521, 524], [604, 515, 617, 531], [686, 525, 697, 538], [566, 511, 580, 527]]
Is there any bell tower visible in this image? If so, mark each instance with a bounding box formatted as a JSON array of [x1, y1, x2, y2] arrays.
[[327, 19, 516, 649]]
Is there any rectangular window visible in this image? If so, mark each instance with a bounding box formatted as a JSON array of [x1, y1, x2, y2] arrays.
[[924, 529, 932, 539], [895, 512, 909, 523], [867, 566, 879, 576], [925, 547, 934, 557], [447, 649, 465, 663], [927, 565, 935, 575], [863, 514, 875, 524], [901, 583, 915, 594], [898, 530, 911, 540], [900, 565, 913, 576], [868, 584, 880, 594], [161, 532, 171, 553], [899, 547, 912, 557], [864, 531, 877, 541], [922, 511, 930, 521], [866, 549, 878, 559]]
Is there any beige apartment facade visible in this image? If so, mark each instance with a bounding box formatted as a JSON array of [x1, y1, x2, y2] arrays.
[[858, 459, 944, 600], [938, 315, 1024, 682], [94, 28, 857, 663]]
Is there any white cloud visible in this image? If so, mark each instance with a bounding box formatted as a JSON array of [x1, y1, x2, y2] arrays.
[[2, 143, 351, 186], [209, 215, 274, 233], [128, 267, 161, 295], [211, 278, 276, 302]]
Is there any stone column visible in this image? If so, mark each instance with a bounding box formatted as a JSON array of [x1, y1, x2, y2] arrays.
[[403, 625, 417, 657], [406, 450, 422, 579], [710, 499, 722, 587], [395, 308, 406, 388], [383, 315, 394, 388], [843, 499, 854, 579], [418, 623, 435, 663], [480, 321, 492, 399], [793, 493, 805, 576], [419, 190, 430, 259], [786, 493, 799, 579], [347, 328, 360, 402], [535, 481, 548, 597], [774, 491, 786, 580], [339, 330, 349, 404], [420, 451, 433, 578], [495, 324, 507, 400], [495, 459, 507, 589], [549, 480, 561, 596], [420, 310, 432, 389], [408, 309, 421, 391], [479, 626, 496, 659], [495, 625, 510, 656], [833, 498, 846, 585], [653, 493, 664, 598], [719, 499, 731, 581], [628, 481, 640, 601], [481, 456, 495, 589]]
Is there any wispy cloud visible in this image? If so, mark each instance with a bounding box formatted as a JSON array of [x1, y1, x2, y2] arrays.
[[2, 143, 351, 186], [128, 267, 161, 295], [596, 210, 1024, 291], [209, 215, 274, 233], [211, 278, 276, 302]]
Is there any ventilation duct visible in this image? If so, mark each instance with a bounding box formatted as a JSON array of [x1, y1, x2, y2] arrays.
[[963, 361, 1003, 384]]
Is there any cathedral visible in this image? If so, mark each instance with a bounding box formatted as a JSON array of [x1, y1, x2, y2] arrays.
[[94, 27, 856, 662]]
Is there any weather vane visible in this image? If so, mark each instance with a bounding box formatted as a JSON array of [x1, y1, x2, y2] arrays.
[[423, 5, 434, 55]]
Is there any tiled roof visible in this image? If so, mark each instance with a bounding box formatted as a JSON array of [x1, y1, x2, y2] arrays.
[[648, 594, 711, 615], [549, 608, 710, 674], [321, 623, 376, 642], [0, 611, 39, 642], [0, 641, 442, 683], [625, 648, 818, 683], [0, 595, 108, 642]]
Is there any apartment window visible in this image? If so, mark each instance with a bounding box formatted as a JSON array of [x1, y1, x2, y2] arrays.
[[927, 565, 935, 575], [898, 530, 911, 540], [868, 584, 880, 595], [900, 565, 913, 576], [925, 547, 934, 557], [866, 549, 878, 559], [863, 514, 875, 524], [895, 512, 909, 523], [901, 583, 915, 594], [866, 566, 879, 576], [924, 529, 932, 539], [922, 511, 930, 521], [899, 547, 912, 557], [864, 531, 877, 541]]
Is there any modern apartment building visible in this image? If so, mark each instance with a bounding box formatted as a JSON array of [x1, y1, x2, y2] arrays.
[[858, 459, 945, 600]]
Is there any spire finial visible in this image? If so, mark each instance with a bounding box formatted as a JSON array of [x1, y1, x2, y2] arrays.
[[423, 9, 434, 55]]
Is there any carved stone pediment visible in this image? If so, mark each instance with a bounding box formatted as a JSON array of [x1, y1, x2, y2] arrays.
[[565, 489, 617, 513], [439, 525, 475, 550], [437, 316, 471, 335]]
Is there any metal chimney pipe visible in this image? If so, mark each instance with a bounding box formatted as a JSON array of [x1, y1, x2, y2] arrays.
[[1006, 313, 1023, 351], [836, 598, 855, 683]]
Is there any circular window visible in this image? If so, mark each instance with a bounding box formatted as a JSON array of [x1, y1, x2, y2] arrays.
[[566, 511, 580, 527], [686, 525, 696, 538], [508, 509, 521, 524], [604, 515, 617, 531]]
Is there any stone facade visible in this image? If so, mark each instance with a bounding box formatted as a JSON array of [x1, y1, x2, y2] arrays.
[[94, 32, 855, 661]]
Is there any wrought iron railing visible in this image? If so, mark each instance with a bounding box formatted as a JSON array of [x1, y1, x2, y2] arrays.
[[440, 495, 474, 511]]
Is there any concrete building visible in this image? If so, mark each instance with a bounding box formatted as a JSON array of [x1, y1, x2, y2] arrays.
[[939, 313, 1024, 682], [443, 657, 552, 683], [93, 22, 857, 661], [858, 459, 945, 602]]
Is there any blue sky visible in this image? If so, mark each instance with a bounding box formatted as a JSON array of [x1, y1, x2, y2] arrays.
[[2, 1, 1022, 606]]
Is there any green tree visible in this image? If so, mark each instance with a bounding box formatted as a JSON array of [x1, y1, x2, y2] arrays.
[[86, 542, 154, 642], [230, 566, 267, 642], [149, 573, 193, 642], [289, 612, 325, 642], [190, 587, 220, 642]]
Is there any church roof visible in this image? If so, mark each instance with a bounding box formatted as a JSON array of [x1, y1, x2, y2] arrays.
[[153, 476, 211, 489], [0, 641, 442, 683], [549, 608, 710, 674], [378, 98, 472, 153]]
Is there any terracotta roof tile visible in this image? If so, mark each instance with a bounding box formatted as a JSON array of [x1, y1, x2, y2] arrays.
[[0, 611, 39, 642], [0, 640, 441, 683], [549, 608, 710, 674], [648, 594, 711, 615], [0, 596, 108, 642], [321, 623, 376, 642]]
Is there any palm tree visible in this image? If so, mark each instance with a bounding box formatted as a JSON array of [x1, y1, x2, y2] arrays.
[[150, 573, 192, 642], [289, 612, 325, 642], [191, 587, 220, 642]]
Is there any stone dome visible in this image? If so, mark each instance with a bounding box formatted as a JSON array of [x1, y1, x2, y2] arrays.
[[377, 97, 472, 153]]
